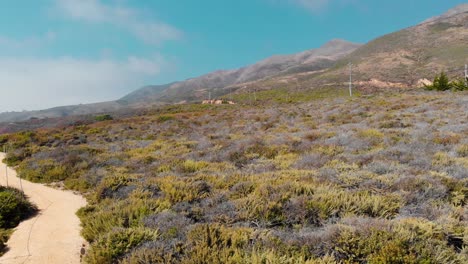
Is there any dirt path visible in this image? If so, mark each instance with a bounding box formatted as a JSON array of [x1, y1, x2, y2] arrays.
[[0, 153, 87, 264]]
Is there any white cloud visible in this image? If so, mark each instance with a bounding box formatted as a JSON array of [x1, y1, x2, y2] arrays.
[[55, 0, 182, 44], [0, 55, 165, 112]]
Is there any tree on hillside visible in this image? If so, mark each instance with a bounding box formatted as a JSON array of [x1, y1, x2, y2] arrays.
[[425, 72, 451, 91], [424, 72, 468, 91]]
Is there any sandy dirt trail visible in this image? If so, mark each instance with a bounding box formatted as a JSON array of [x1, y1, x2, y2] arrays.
[[0, 153, 87, 264]]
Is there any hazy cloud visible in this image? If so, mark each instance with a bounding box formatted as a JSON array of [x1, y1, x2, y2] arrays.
[[276, 0, 358, 12], [0, 55, 165, 112], [0, 32, 56, 51], [55, 0, 182, 44], [293, 0, 330, 11]]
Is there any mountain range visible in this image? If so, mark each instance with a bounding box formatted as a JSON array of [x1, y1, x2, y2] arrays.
[[121, 39, 361, 104], [0, 4, 467, 123]]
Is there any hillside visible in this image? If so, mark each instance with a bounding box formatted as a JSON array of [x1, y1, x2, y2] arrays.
[[336, 3, 468, 85], [306, 4, 468, 88]]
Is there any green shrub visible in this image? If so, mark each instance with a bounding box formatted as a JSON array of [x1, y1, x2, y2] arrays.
[[78, 198, 168, 243], [157, 115, 175, 122], [0, 229, 12, 254], [307, 187, 402, 223], [0, 187, 37, 255], [84, 227, 158, 263], [0, 187, 37, 229], [456, 145, 468, 157], [180, 160, 209, 173], [182, 224, 252, 264], [94, 115, 113, 121], [18, 159, 68, 182], [451, 78, 468, 91], [334, 227, 418, 263], [425, 72, 452, 91]]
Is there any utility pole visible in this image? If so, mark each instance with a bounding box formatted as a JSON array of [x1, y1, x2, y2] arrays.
[[3, 145, 8, 187], [465, 64, 468, 84], [349, 63, 353, 97], [208, 91, 211, 101], [19, 168, 23, 192]]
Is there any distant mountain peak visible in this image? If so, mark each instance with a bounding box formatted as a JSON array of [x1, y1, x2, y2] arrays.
[[445, 4, 468, 15], [322, 39, 357, 47], [423, 4, 468, 23]]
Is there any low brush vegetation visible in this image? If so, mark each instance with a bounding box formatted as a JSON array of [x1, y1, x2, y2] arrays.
[[0, 186, 37, 255], [1, 88, 467, 263]]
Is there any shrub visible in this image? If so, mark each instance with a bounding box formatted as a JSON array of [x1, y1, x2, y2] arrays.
[[357, 129, 384, 146], [84, 227, 158, 263], [456, 145, 468, 157], [451, 78, 468, 91], [78, 198, 168, 242], [18, 159, 68, 182], [0, 187, 37, 229], [433, 133, 461, 146], [425, 72, 452, 91], [180, 160, 209, 173], [0, 187, 37, 254], [158, 115, 175, 122], [306, 187, 402, 223], [120, 241, 180, 264], [94, 115, 113, 121], [182, 224, 252, 264], [0, 228, 12, 254]]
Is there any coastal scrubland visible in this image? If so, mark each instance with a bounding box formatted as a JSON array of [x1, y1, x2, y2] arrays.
[[1, 88, 467, 263]]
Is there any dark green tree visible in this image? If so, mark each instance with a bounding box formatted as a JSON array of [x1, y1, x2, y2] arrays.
[[94, 114, 113, 121], [425, 72, 452, 91]]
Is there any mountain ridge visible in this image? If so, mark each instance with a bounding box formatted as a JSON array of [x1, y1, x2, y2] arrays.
[[121, 39, 361, 104]]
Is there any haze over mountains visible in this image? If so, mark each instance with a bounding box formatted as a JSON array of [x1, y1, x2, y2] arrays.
[[121, 39, 361, 104], [0, 4, 467, 123]]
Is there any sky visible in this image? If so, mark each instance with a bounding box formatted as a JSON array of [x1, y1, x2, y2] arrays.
[[0, 0, 465, 112]]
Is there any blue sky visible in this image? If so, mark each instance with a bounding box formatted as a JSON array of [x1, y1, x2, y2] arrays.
[[0, 0, 465, 111]]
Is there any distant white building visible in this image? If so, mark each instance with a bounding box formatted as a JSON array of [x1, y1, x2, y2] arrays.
[[201, 99, 235, 105]]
